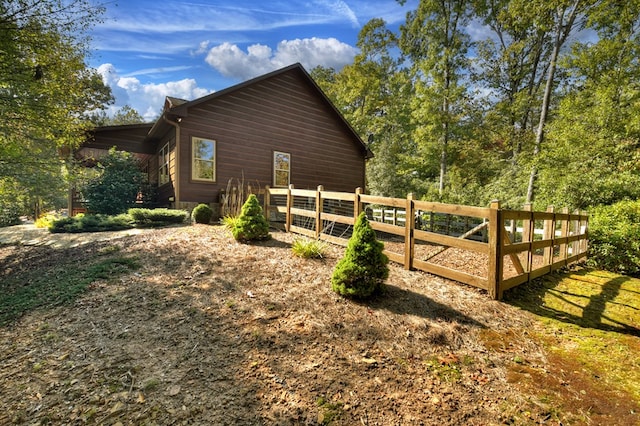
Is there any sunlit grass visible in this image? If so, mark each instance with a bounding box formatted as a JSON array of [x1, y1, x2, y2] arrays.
[[506, 269, 640, 402]]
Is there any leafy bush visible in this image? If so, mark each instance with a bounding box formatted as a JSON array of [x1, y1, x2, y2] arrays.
[[587, 200, 640, 276], [0, 203, 21, 228], [331, 212, 389, 298], [49, 214, 134, 233], [129, 208, 188, 226], [292, 238, 328, 259], [83, 148, 152, 215], [191, 204, 213, 224], [231, 194, 270, 242], [35, 212, 61, 228]]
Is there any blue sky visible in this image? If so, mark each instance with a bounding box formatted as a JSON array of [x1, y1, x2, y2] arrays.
[[89, 0, 419, 121]]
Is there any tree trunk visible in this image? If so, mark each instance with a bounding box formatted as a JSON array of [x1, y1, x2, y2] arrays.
[[526, 1, 581, 203]]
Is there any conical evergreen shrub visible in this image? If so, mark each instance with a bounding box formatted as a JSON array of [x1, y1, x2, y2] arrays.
[[331, 212, 389, 298], [232, 194, 270, 242]]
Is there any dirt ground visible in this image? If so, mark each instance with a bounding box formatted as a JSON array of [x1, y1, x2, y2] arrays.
[[0, 225, 637, 425]]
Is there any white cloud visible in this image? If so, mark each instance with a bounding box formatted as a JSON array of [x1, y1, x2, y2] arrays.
[[205, 37, 357, 80], [96, 63, 210, 121]]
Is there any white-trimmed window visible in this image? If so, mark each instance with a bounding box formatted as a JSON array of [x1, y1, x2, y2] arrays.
[[273, 151, 291, 187], [192, 137, 216, 182], [159, 142, 170, 185]]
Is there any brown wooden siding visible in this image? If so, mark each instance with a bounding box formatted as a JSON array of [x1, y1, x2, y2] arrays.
[[176, 68, 366, 204]]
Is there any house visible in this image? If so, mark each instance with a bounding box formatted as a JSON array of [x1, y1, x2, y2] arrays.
[[74, 63, 372, 217]]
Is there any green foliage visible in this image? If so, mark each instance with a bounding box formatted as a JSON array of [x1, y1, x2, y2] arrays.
[[0, 254, 139, 326], [83, 148, 151, 215], [231, 194, 270, 242], [128, 208, 188, 226], [34, 212, 62, 229], [587, 200, 640, 276], [221, 215, 239, 231], [291, 238, 328, 259], [0, 196, 22, 228], [191, 204, 213, 224], [49, 214, 134, 233], [331, 212, 389, 298]]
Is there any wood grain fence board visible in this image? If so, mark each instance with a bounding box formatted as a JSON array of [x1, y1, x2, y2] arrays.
[[414, 229, 490, 253], [360, 194, 406, 208], [320, 212, 354, 225], [290, 207, 316, 218], [530, 266, 552, 280], [319, 233, 348, 246], [384, 250, 405, 265], [413, 200, 490, 217], [321, 191, 359, 201], [290, 189, 318, 197], [290, 225, 315, 238], [369, 221, 405, 236], [502, 241, 531, 255], [501, 274, 529, 292], [413, 259, 488, 289]]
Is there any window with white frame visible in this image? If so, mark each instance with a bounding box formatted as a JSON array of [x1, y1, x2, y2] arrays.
[[158, 141, 170, 185], [273, 151, 290, 187], [192, 137, 216, 182]]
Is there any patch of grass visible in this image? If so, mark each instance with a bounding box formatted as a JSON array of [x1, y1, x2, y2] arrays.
[[505, 268, 640, 403], [291, 237, 328, 259], [0, 255, 140, 326]]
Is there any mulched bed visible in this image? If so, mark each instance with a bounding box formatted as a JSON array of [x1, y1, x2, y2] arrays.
[[0, 225, 602, 425]]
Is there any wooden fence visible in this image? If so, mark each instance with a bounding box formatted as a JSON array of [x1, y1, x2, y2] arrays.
[[264, 185, 589, 300]]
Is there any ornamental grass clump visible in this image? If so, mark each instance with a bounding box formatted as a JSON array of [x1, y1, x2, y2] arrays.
[[231, 194, 270, 242], [331, 212, 389, 299]]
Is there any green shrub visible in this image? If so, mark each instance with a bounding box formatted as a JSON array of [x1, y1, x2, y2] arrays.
[[292, 238, 328, 259], [191, 204, 213, 224], [49, 214, 134, 233], [587, 200, 640, 276], [231, 194, 270, 242], [83, 148, 152, 215], [35, 212, 61, 228], [129, 208, 188, 226], [331, 212, 389, 298], [0, 203, 21, 228]]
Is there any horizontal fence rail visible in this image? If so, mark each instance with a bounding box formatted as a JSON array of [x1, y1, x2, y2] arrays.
[[264, 185, 589, 300]]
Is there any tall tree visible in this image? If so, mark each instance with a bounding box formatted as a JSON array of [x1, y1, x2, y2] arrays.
[[312, 19, 415, 197], [399, 0, 473, 196], [525, 0, 599, 203], [537, 0, 640, 208], [0, 0, 112, 218]]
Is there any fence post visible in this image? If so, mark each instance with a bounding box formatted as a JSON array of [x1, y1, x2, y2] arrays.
[[315, 185, 323, 239], [285, 184, 294, 233], [488, 200, 502, 300], [559, 207, 569, 263], [404, 193, 414, 270], [354, 187, 363, 219], [582, 210, 589, 256], [522, 203, 533, 275], [264, 185, 271, 224], [543, 205, 555, 266]]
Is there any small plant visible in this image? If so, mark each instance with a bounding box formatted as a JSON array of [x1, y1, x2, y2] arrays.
[[35, 212, 61, 228], [331, 212, 389, 298], [129, 208, 188, 226], [231, 194, 270, 242], [292, 238, 327, 259], [221, 215, 238, 231], [191, 203, 213, 224]]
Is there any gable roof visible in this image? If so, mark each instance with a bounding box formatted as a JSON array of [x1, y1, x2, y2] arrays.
[[148, 63, 372, 158]]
